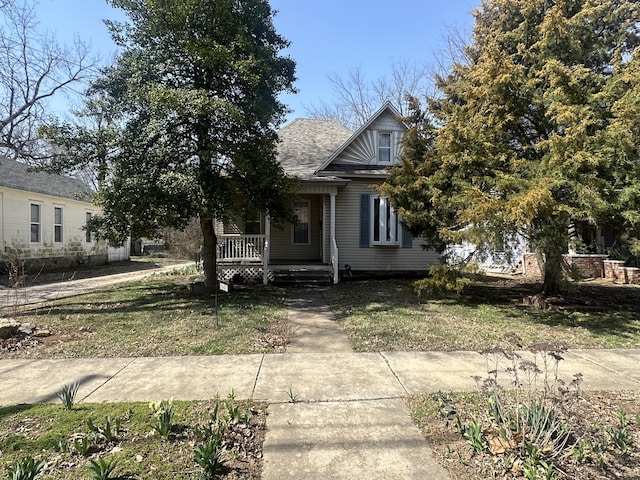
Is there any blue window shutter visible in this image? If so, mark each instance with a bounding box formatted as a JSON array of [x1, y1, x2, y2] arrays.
[[360, 194, 370, 248], [401, 223, 413, 248]]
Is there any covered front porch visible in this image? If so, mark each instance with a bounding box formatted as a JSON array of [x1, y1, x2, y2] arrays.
[[216, 182, 344, 285]]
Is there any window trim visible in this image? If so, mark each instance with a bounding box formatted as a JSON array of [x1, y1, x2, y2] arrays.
[[292, 200, 311, 245], [377, 131, 392, 164], [53, 205, 64, 244], [370, 195, 400, 246], [29, 202, 42, 244]]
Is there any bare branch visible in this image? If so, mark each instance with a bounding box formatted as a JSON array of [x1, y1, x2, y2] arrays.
[[305, 59, 433, 130], [0, 0, 98, 161]]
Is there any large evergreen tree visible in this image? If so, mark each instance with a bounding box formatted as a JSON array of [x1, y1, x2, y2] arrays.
[[44, 0, 297, 286], [382, 0, 640, 294]]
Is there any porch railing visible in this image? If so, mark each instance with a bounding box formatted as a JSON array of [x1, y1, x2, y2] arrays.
[[217, 235, 265, 262]]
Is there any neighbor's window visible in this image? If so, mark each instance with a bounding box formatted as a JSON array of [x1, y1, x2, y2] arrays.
[[54, 206, 63, 243], [378, 132, 392, 163], [85, 212, 93, 243], [30, 203, 41, 243], [293, 200, 310, 244], [371, 196, 399, 245]]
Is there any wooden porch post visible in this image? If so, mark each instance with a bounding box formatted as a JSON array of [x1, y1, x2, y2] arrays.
[[330, 192, 338, 284], [263, 214, 270, 285]]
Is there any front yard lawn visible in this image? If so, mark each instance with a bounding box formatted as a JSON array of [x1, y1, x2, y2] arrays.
[[1, 277, 289, 358], [322, 275, 640, 351]]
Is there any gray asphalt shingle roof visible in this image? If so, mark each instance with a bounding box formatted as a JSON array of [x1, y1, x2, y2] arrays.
[[0, 157, 93, 201], [276, 119, 352, 180]]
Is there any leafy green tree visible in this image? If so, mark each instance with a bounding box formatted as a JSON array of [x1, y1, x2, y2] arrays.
[[382, 0, 640, 294], [39, 92, 121, 189], [44, 0, 297, 286]]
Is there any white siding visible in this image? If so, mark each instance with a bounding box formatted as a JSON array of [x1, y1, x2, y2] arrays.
[[0, 186, 108, 260], [108, 243, 131, 262], [334, 180, 440, 272]]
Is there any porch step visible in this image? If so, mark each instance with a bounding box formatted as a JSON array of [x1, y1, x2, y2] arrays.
[[271, 266, 333, 286]]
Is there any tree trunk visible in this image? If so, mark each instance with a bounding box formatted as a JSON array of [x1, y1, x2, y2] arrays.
[[541, 247, 563, 295], [199, 211, 217, 288]]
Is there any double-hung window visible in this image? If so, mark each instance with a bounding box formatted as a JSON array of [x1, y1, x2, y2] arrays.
[[54, 206, 63, 243], [244, 213, 261, 235], [371, 196, 399, 245], [378, 132, 392, 163], [30, 203, 41, 243], [85, 212, 93, 243], [293, 200, 310, 244]]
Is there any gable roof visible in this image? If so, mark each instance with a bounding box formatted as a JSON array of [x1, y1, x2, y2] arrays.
[[0, 157, 93, 201], [315, 101, 405, 174], [276, 118, 352, 180]]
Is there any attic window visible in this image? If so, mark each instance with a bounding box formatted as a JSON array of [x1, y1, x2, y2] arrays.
[[378, 132, 392, 163]]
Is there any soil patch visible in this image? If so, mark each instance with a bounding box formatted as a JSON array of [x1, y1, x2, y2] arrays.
[[410, 390, 639, 480]]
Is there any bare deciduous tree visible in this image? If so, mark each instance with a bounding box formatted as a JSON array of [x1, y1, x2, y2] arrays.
[[0, 0, 96, 161], [305, 59, 433, 130]]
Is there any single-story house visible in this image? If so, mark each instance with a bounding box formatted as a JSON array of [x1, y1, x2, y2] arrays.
[[216, 102, 441, 284], [0, 157, 129, 272]]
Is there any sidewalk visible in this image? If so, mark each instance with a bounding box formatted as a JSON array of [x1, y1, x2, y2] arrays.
[[2, 350, 639, 407], [2, 350, 639, 478], [1, 277, 640, 478]]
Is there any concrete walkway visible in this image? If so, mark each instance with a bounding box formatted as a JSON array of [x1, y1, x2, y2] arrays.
[[0, 262, 193, 313], [2, 279, 640, 478], [285, 287, 352, 353]]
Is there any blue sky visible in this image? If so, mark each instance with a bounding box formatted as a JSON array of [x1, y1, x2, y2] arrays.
[[37, 0, 480, 121]]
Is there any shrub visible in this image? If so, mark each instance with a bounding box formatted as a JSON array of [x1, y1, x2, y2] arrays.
[[412, 263, 478, 297]]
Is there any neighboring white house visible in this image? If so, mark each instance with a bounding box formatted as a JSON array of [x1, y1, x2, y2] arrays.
[[216, 102, 441, 284], [0, 157, 129, 270], [445, 232, 528, 273]]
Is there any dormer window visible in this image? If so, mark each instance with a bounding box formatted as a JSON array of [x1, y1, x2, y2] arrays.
[[378, 132, 392, 163]]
